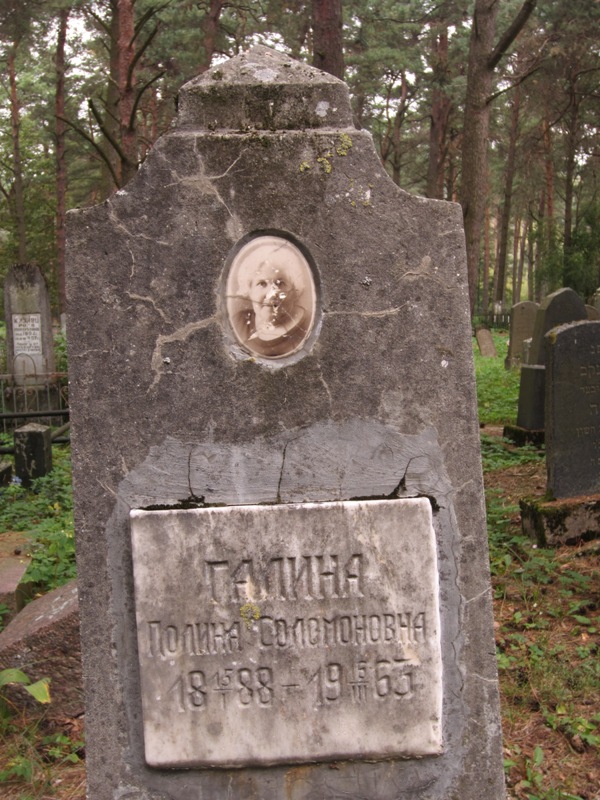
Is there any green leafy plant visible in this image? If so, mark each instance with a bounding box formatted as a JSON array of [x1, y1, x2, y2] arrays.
[[0, 669, 51, 718]]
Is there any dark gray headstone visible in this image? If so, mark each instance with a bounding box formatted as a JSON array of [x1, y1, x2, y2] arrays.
[[516, 365, 546, 430], [528, 288, 586, 366], [516, 289, 587, 432], [3, 264, 55, 384], [476, 327, 497, 357], [66, 46, 504, 800], [546, 320, 600, 498], [506, 301, 538, 368], [14, 423, 52, 486]]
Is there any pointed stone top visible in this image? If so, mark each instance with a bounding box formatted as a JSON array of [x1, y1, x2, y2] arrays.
[[177, 46, 354, 132]]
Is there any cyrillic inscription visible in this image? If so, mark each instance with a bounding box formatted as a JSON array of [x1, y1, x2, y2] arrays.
[[12, 313, 42, 355], [130, 499, 442, 768]]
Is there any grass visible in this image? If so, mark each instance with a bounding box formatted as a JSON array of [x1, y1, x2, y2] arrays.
[[475, 330, 522, 424], [0, 443, 76, 600]]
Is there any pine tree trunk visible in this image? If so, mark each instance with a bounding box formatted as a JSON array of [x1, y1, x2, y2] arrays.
[[8, 46, 27, 262], [426, 31, 451, 199], [117, 0, 137, 186], [312, 0, 344, 79], [198, 0, 226, 72], [55, 8, 69, 315], [460, 0, 498, 315], [494, 85, 520, 304]]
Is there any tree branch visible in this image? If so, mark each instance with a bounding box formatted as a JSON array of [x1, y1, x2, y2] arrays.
[[488, 0, 538, 71], [129, 70, 166, 130], [57, 115, 120, 188], [88, 99, 129, 165]]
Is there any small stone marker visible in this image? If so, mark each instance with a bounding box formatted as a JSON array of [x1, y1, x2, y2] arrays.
[[4, 264, 55, 384], [14, 422, 52, 486], [586, 304, 600, 320], [475, 326, 497, 357], [546, 320, 600, 498], [14, 423, 52, 486], [66, 47, 504, 800], [505, 301, 538, 368]]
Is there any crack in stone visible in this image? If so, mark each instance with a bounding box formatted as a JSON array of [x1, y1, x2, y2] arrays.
[[126, 293, 172, 324], [325, 303, 407, 319], [464, 586, 492, 605], [150, 316, 218, 390]]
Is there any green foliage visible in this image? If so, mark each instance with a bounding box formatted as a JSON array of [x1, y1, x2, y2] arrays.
[[480, 434, 543, 473], [53, 328, 67, 372], [0, 446, 76, 593], [473, 331, 521, 424], [0, 669, 51, 706]]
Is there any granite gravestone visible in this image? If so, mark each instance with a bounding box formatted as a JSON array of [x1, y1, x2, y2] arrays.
[[517, 288, 586, 431], [66, 47, 504, 800], [546, 320, 600, 498], [4, 264, 55, 384], [505, 301, 537, 368]]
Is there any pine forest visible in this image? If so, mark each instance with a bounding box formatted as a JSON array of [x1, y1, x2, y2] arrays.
[[0, 0, 599, 319]]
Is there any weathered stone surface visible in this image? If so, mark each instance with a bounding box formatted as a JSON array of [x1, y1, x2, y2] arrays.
[[520, 496, 600, 547], [476, 327, 497, 357], [66, 47, 503, 800], [546, 320, 600, 498], [0, 580, 82, 717], [3, 263, 55, 384], [14, 423, 52, 486], [586, 304, 600, 320], [505, 301, 537, 368], [131, 499, 442, 768]]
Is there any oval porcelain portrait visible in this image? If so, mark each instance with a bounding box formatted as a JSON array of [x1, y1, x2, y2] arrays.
[[225, 234, 318, 359]]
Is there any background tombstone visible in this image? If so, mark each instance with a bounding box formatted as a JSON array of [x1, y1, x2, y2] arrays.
[[66, 47, 504, 800], [505, 300, 538, 368], [515, 288, 587, 435], [4, 264, 55, 384], [475, 326, 497, 357], [527, 287, 586, 367], [586, 304, 599, 320], [546, 320, 600, 498]]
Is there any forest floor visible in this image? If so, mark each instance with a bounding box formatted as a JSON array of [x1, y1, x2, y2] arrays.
[[0, 432, 598, 799]]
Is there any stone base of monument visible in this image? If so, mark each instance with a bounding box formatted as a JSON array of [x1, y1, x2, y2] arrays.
[[520, 495, 600, 547], [503, 424, 545, 447]]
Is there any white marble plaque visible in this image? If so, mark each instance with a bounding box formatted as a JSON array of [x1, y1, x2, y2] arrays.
[[130, 499, 443, 768], [12, 313, 42, 355]]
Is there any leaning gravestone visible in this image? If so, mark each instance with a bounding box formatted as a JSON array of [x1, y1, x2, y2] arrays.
[[66, 47, 504, 800], [505, 300, 537, 368], [546, 320, 600, 498], [4, 263, 55, 384], [516, 288, 586, 432]]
